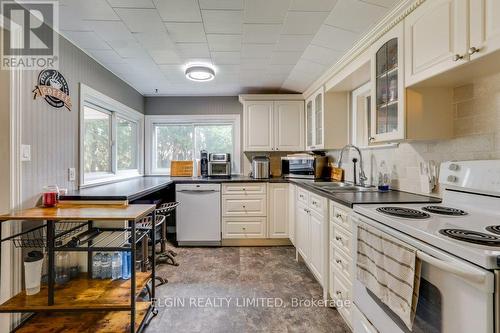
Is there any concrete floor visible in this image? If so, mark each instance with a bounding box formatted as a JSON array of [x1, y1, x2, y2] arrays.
[[145, 246, 351, 333]]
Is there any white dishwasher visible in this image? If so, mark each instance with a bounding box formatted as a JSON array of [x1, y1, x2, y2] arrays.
[[176, 183, 221, 246]]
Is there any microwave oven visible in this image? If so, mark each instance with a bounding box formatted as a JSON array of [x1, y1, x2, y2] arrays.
[[208, 153, 231, 177], [281, 154, 327, 179]]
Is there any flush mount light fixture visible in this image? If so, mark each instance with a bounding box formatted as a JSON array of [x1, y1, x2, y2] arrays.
[[185, 65, 215, 82]]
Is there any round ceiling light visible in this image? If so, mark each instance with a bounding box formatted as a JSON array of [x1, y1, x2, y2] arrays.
[[185, 65, 215, 82]]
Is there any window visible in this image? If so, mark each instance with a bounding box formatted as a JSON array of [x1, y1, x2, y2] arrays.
[[80, 84, 144, 187], [146, 115, 240, 175]]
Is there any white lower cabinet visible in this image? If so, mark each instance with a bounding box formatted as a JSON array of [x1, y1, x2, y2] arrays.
[[268, 183, 289, 238], [222, 183, 268, 239], [288, 184, 296, 245], [294, 188, 328, 299], [329, 200, 354, 328]]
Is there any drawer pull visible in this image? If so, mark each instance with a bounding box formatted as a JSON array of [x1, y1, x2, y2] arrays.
[[312, 201, 317, 205], [336, 291, 342, 296], [335, 236, 342, 241], [335, 213, 342, 219], [242, 205, 246, 208], [335, 259, 342, 264], [242, 227, 246, 230], [243, 188, 246, 191]]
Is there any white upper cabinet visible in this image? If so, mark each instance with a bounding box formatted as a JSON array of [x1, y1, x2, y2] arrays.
[[243, 101, 274, 151], [305, 87, 325, 150], [405, 0, 500, 86], [241, 95, 304, 152], [370, 22, 405, 142], [274, 101, 305, 151], [404, 0, 468, 87], [469, 0, 500, 60]]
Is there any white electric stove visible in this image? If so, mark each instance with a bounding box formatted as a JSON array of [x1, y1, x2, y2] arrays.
[[352, 160, 500, 333]]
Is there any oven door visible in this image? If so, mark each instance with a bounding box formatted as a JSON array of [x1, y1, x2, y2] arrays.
[[208, 162, 230, 176], [352, 214, 495, 333], [285, 159, 315, 177]]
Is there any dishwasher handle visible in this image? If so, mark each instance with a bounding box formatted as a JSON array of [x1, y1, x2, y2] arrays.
[[176, 189, 218, 193]]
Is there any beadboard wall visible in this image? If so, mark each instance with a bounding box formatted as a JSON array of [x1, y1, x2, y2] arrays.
[[327, 72, 500, 196], [19, 35, 144, 208]]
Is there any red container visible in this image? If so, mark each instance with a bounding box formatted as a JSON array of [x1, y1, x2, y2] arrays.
[[42, 191, 58, 207]]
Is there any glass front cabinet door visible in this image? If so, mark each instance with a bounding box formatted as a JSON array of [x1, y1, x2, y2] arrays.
[[305, 87, 324, 151], [370, 22, 405, 143]]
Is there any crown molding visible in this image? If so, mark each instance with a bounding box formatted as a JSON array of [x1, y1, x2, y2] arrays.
[[302, 0, 426, 98]]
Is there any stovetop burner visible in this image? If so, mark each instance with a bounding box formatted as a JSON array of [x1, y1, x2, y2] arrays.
[[422, 205, 468, 216], [485, 225, 500, 235], [376, 207, 431, 219], [439, 229, 500, 246]]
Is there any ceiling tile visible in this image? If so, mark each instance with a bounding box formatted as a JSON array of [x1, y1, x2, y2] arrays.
[[293, 59, 326, 74], [155, 0, 202, 22], [133, 31, 176, 50], [176, 43, 211, 58], [242, 24, 282, 44], [266, 63, 295, 73], [62, 31, 111, 50], [199, 0, 244, 10], [215, 64, 240, 73], [241, 44, 274, 59], [301, 44, 343, 65], [91, 21, 135, 42], [211, 51, 241, 65], [281, 11, 328, 35], [115, 8, 165, 32], [269, 51, 303, 64], [59, 5, 91, 31], [289, 0, 338, 11], [312, 24, 359, 51], [275, 35, 313, 51], [109, 40, 149, 57], [202, 10, 243, 34], [165, 22, 206, 43], [244, 0, 290, 24], [107, 0, 155, 8], [149, 49, 182, 64], [325, 0, 388, 33], [207, 34, 242, 51], [73, 0, 120, 21]]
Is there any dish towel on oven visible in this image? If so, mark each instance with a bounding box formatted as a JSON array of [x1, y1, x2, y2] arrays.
[[357, 223, 422, 330]]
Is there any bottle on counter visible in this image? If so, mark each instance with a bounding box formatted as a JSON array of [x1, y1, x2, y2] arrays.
[[111, 252, 122, 280], [101, 253, 112, 279], [55, 241, 70, 284], [92, 253, 102, 279], [378, 161, 391, 192], [121, 252, 130, 280]]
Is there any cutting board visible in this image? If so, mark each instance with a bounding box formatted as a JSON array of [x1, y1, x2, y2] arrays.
[[331, 167, 344, 182], [170, 161, 194, 177]]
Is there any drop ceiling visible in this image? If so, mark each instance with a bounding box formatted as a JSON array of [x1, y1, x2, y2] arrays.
[[58, 0, 399, 96]]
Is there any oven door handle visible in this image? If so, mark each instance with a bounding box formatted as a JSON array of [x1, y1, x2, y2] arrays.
[[417, 250, 486, 284]]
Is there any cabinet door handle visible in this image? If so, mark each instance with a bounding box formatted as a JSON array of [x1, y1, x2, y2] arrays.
[[336, 291, 342, 296], [369, 137, 375, 142], [468, 46, 480, 55], [453, 54, 464, 61]]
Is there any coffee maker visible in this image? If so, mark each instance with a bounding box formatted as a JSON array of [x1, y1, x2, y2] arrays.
[[200, 150, 209, 177]]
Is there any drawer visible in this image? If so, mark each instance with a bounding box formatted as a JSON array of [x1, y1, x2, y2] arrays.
[[222, 217, 266, 238], [309, 193, 326, 216], [330, 202, 351, 231], [296, 187, 309, 205], [332, 244, 352, 282], [333, 273, 352, 326], [222, 195, 267, 217], [222, 183, 266, 195], [333, 224, 352, 257]]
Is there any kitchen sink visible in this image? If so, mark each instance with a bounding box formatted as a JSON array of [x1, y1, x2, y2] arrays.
[[312, 182, 379, 193]]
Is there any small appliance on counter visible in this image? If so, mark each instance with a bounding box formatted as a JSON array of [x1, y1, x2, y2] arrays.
[[251, 156, 270, 179], [281, 153, 327, 179], [208, 153, 231, 177]]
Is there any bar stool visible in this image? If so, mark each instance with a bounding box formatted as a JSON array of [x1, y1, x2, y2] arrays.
[[154, 202, 179, 267]]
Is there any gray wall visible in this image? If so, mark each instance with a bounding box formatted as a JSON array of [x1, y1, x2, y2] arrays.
[[145, 96, 241, 116], [20, 34, 144, 207]]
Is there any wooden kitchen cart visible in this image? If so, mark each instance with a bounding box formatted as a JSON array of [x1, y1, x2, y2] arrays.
[[0, 203, 158, 333]]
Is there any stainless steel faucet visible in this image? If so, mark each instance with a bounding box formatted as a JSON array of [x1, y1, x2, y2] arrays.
[[338, 144, 368, 187]]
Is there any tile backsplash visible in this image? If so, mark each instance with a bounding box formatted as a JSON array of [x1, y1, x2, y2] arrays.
[[327, 72, 500, 197]]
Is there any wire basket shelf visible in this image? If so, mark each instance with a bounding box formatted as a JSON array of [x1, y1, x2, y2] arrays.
[[11, 221, 88, 248], [155, 202, 179, 215]]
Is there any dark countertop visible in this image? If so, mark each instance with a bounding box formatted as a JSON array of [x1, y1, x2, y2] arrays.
[[61, 175, 441, 207]]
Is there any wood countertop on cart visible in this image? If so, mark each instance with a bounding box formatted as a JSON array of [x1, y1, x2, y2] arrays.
[[0, 203, 156, 221]]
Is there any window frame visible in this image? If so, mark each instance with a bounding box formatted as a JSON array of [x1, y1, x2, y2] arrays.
[[145, 114, 241, 176], [79, 84, 144, 188]]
